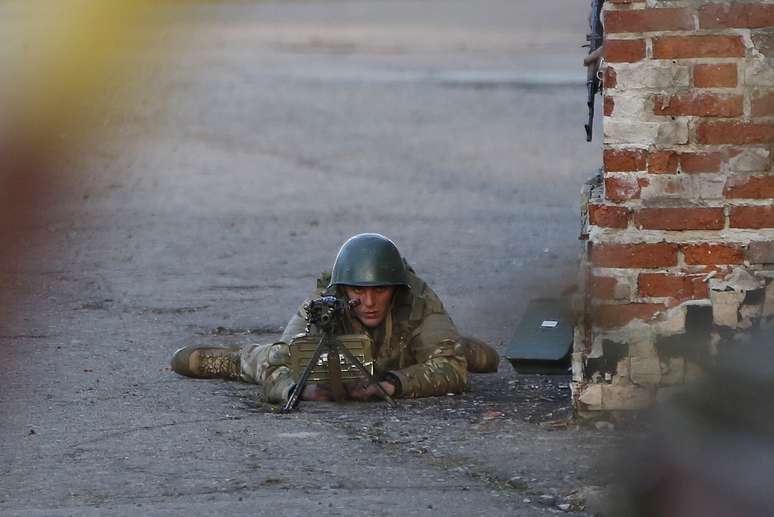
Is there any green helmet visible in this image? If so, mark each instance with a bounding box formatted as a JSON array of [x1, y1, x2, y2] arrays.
[[329, 233, 409, 288]]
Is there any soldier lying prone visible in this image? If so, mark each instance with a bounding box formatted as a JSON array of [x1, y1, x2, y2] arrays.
[[171, 233, 500, 405]]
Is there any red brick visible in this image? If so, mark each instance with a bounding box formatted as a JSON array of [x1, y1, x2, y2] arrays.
[[653, 36, 745, 59], [724, 176, 774, 199], [694, 64, 737, 88], [752, 91, 774, 117], [604, 96, 615, 117], [604, 148, 647, 172], [589, 204, 630, 228], [605, 39, 646, 63], [682, 243, 744, 265], [590, 276, 618, 299], [700, 4, 774, 29], [729, 206, 774, 228], [633, 208, 724, 230], [654, 93, 743, 117], [604, 67, 618, 89], [679, 152, 724, 173], [591, 243, 679, 268], [605, 8, 693, 33], [605, 176, 645, 201], [648, 151, 678, 174], [594, 303, 665, 328], [697, 122, 774, 145], [638, 273, 709, 300]]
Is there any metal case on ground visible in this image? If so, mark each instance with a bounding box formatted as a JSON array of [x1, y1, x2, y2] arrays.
[[506, 298, 572, 374]]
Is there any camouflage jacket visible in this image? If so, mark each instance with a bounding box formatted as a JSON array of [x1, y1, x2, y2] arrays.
[[262, 267, 468, 403]]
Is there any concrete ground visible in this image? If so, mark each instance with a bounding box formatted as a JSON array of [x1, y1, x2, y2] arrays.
[[1, 1, 621, 515]]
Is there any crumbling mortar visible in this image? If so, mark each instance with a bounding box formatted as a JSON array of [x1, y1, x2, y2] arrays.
[[594, 229, 726, 243], [604, 2, 644, 12], [589, 311, 668, 333], [674, 27, 753, 43], [743, 85, 753, 118], [640, 174, 728, 204], [591, 267, 721, 278], [630, 190, 699, 207], [630, 296, 686, 304], [589, 267, 689, 279], [592, 311, 696, 351], [588, 227, 774, 244], [682, 58, 744, 64], [602, 144, 649, 151], [609, 62, 690, 90], [604, 34, 650, 41], [744, 56, 774, 87], [687, 116, 697, 145], [632, 297, 711, 310], [609, 28, 703, 38], [693, 85, 745, 97], [723, 204, 730, 231], [741, 29, 755, 57], [750, 35, 768, 60], [643, 0, 687, 9], [726, 146, 772, 174], [725, 199, 774, 207], [589, 299, 640, 308]]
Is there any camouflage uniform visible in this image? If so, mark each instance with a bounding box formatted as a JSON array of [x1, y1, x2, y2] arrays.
[[240, 266, 468, 404]]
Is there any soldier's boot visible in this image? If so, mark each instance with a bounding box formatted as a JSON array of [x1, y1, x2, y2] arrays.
[[170, 345, 242, 380], [460, 336, 500, 373]]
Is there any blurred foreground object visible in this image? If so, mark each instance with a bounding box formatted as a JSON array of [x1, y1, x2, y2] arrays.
[[0, 0, 163, 243], [0, 0, 177, 365], [613, 328, 774, 517]]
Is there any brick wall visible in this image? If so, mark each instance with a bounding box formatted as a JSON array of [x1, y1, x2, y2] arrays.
[[574, 0, 774, 411]]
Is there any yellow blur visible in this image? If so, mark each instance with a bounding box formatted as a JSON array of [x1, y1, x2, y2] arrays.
[[1, 1, 162, 148]]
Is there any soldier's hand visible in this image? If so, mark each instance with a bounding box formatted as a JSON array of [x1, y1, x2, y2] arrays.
[[347, 381, 396, 401], [301, 384, 334, 401]]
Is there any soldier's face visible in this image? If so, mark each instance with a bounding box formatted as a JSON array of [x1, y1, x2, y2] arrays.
[[344, 285, 395, 328]]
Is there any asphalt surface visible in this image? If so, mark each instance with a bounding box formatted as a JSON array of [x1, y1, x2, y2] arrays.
[[1, 1, 618, 515]]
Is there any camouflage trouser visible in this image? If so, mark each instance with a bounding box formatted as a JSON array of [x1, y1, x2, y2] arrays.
[[240, 342, 296, 403], [459, 336, 499, 374]]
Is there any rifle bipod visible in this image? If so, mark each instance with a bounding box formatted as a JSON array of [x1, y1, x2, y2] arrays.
[[280, 331, 397, 412]]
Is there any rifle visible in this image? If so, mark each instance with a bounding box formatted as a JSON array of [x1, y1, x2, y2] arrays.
[[585, 0, 605, 142], [280, 295, 396, 412]]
